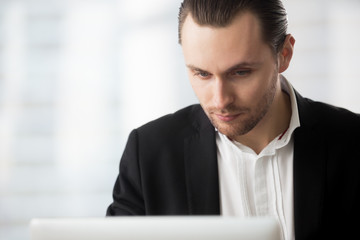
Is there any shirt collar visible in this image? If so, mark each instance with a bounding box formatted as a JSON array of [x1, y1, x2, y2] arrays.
[[277, 74, 301, 146]]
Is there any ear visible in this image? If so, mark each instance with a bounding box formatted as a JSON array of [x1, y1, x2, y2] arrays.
[[278, 34, 295, 73]]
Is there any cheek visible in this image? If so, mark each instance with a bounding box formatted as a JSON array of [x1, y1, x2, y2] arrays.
[[187, 71, 212, 103], [231, 78, 261, 104], [190, 80, 212, 105], [232, 74, 272, 106]]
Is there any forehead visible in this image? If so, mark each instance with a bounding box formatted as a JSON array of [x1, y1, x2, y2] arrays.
[[181, 12, 271, 72]]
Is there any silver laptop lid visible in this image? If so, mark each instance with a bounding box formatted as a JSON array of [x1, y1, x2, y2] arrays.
[[30, 217, 281, 240]]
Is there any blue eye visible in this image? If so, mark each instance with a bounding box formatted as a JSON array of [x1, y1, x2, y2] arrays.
[[237, 70, 250, 75], [231, 69, 251, 77], [194, 71, 211, 79], [199, 72, 209, 77]]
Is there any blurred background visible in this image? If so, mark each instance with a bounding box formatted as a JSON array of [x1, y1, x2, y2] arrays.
[[0, 0, 359, 239]]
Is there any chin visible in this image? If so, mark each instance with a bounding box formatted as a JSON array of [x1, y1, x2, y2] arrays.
[[213, 122, 248, 138]]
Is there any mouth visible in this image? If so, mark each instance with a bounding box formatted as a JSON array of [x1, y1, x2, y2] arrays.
[[214, 113, 243, 122]]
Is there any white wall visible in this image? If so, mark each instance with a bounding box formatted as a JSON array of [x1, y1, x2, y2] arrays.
[[284, 0, 360, 112], [0, 0, 359, 239]]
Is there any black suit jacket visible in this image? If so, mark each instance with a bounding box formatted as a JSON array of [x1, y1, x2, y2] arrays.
[[107, 90, 360, 240]]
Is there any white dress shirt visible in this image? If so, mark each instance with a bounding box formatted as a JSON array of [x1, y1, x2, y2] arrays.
[[217, 76, 300, 240]]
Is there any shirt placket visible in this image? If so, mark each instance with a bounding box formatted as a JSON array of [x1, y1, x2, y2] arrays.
[[254, 156, 269, 216]]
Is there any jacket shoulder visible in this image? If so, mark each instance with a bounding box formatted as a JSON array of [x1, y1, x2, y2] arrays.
[[133, 104, 208, 146], [138, 104, 203, 132], [311, 100, 360, 128], [299, 97, 360, 138]]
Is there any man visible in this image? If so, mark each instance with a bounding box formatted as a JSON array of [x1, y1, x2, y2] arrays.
[[107, 0, 360, 239]]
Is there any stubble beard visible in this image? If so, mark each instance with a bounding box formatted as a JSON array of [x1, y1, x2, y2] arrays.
[[205, 75, 278, 139]]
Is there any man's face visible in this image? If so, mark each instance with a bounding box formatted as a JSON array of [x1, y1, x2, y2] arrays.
[[181, 12, 281, 139]]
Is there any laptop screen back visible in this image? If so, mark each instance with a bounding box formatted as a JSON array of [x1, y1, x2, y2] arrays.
[[30, 217, 281, 240]]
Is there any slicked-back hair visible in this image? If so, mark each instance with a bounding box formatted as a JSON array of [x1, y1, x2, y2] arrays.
[[178, 0, 288, 54]]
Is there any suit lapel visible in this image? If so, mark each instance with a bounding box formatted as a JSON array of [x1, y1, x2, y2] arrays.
[[183, 106, 220, 215], [293, 91, 326, 239]]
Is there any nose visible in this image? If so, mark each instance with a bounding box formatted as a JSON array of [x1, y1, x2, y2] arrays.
[[213, 77, 235, 109]]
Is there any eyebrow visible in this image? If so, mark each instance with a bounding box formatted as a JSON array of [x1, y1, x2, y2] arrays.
[[186, 61, 262, 74]]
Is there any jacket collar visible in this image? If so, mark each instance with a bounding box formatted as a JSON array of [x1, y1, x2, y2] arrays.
[[295, 89, 319, 127], [183, 105, 220, 214], [293, 91, 326, 239]]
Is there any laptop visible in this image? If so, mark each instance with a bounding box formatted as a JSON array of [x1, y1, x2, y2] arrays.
[[30, 216, 281, 240]]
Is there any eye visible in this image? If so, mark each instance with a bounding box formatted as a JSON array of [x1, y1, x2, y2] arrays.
[[194, 70, 212, 79], [232, 69, 251, 76], [199, 72, 209, 77]]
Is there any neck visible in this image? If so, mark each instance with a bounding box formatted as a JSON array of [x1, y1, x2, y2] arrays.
[[233, 81, 292, 154]]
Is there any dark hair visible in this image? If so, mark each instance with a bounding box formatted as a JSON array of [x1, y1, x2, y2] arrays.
[[178, 0, 288, 53]]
